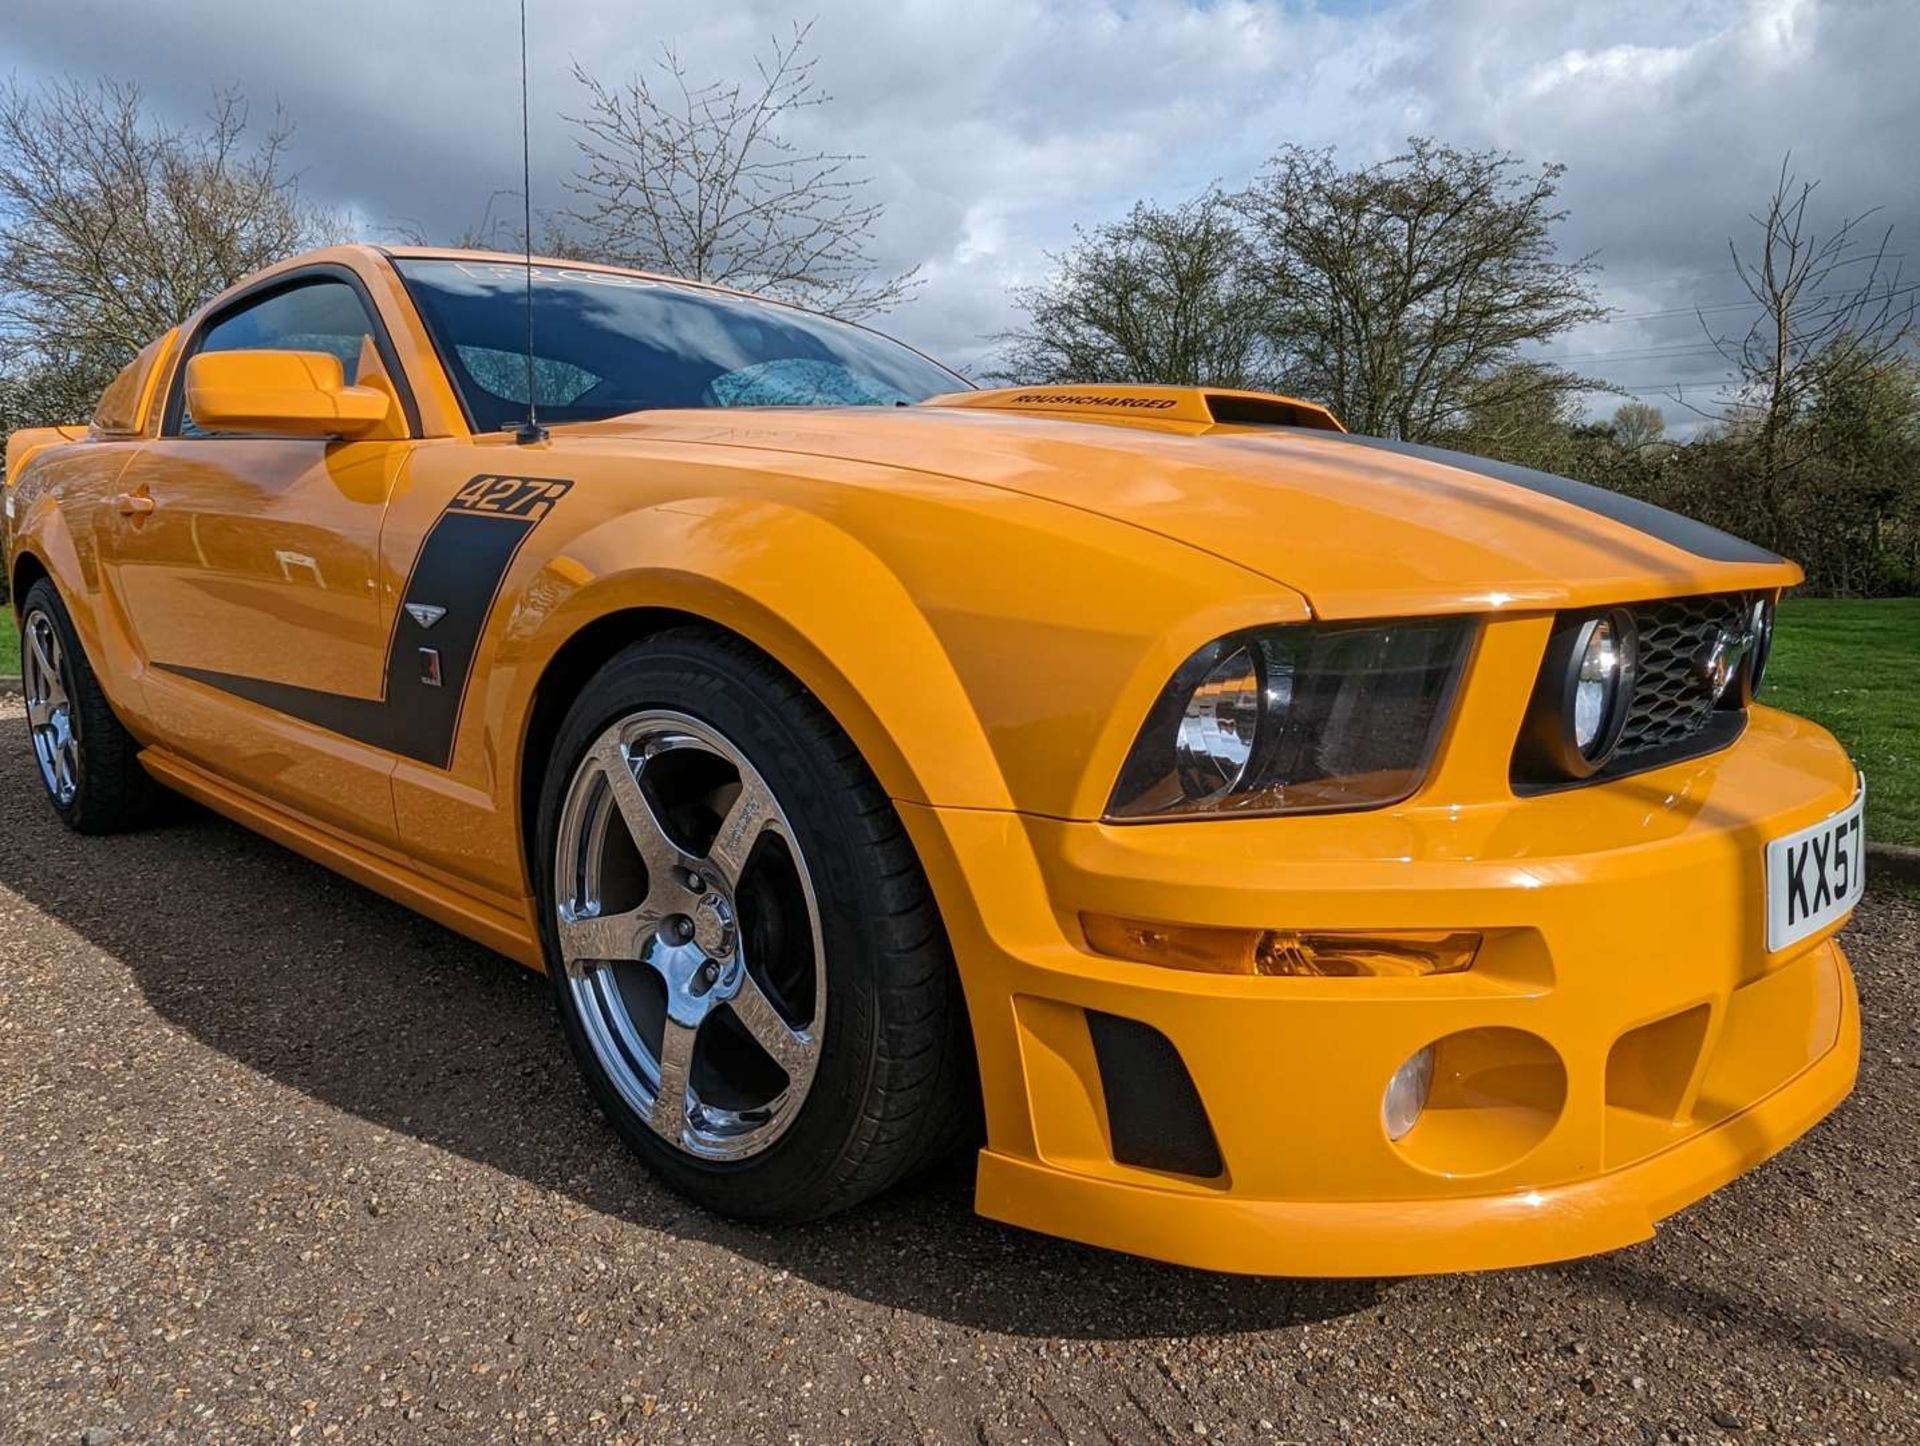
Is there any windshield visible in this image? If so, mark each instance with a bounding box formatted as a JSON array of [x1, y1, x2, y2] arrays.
[[394, 259, 967, 430]]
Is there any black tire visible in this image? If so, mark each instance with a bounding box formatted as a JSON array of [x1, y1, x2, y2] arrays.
[[535, 627, 977, 1222], [18, 578, 157, 834]]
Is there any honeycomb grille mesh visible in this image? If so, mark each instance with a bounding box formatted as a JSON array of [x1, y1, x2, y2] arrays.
[[1616, 592, 1753, 758]]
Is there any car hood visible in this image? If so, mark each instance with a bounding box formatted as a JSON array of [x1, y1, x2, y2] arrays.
[[560, 388, 1795, 618]]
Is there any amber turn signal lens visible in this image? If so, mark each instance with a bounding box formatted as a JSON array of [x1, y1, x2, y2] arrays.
[[1083, 915, 1480, 979], [1254, 929, 1481, 978]]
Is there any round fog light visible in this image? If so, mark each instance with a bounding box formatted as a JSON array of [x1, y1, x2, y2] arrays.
[[1382, 1046, 1435, 1141], [1573, 614, 1631, 758]]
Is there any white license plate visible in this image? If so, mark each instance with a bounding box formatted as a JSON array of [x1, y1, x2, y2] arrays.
[[1766, 786, 1866, 952]]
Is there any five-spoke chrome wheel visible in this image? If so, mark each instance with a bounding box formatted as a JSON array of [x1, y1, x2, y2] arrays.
[[553, 710, 825, 1161], [22, 606, 79, 807]]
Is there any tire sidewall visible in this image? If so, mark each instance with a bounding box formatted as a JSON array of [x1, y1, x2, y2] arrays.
[[535, 632, 887, 1216], [20, 581, 90, 826]]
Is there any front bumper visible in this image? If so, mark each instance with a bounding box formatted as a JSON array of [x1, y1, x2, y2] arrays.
[[900, 705, 1862, 1276]]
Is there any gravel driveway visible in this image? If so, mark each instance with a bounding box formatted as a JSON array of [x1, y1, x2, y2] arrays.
[[1, 697, 1914, 1444]]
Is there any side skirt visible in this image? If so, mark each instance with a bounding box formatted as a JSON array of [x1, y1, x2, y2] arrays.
[[139, 747, 543, 970]]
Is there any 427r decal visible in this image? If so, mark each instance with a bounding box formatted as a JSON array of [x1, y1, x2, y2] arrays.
[[450, 473, 572, 520]]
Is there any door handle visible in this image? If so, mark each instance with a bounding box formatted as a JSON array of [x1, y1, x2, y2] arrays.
[[113, 491, 156, 518]]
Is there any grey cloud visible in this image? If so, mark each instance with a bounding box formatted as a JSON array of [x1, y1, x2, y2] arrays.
[[3, 0, 1911, 413]]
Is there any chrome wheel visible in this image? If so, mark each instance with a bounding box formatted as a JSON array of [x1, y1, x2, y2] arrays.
[[22, 607, 79, 807], [554, 710, 825, 1162]]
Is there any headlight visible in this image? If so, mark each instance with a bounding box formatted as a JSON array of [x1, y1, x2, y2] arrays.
[[1107, 618, 1473, 820], [1176, 646, 1262, 795], [1517, 608, 1638, 780]]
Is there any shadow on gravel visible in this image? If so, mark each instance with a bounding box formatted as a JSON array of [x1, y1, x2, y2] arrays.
[[1573, 1255, 1920, 1383], [0, 743, 1377, 1340]]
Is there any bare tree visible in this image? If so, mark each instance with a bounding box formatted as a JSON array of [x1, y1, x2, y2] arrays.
[[563, 21, 918, 318], [0, 77, 343, 427], [992, 193, 1270, 388], [1443, 360, 1595, 473], [1704, 156, 1917, 551], [1234, 139, 1607, 440], [1610, 400, 1668, 455]]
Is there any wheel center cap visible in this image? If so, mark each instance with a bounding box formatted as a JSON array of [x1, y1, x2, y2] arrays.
[[692, 891, 737, 959]]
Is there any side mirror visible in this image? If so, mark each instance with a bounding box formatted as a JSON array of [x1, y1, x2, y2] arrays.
[[184, 349, 394, 440]]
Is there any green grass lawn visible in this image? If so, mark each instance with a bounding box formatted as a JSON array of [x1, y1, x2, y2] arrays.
[[0, 615, 16, 676], [1764, 598, 1919, 847]]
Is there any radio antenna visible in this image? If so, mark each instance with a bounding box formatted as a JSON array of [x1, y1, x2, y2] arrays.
[[512, 0, 547, 445]]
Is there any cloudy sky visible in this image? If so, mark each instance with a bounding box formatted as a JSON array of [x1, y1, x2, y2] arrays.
[[5, 0, 1914, 427]]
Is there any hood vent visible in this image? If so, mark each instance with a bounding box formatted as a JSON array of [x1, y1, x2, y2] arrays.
[[1202, 392, 1343, 431], [921, 384, 1343, 432]]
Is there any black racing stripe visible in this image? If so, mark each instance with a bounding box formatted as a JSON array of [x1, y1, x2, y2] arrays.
[[156, 663, 397, 748], [1284, 429, 1782, 565], [381, 507, 541, 765], [156, 473, 570, 769]]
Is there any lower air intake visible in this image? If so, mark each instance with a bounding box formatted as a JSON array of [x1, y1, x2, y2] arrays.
[[1085, 1011, 1224, 1180]]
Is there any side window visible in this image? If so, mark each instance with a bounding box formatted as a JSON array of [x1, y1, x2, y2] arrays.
[[178, 279, 381, 437]]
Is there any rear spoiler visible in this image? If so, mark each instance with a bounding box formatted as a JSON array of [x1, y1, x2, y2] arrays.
[[921, 384, 1344, 432]]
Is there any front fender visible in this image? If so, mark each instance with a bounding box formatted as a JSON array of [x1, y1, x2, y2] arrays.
[[494, 496, 1015, 811]]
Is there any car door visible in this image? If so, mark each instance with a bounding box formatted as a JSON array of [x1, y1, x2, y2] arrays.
[[103, 267, 420, 845]]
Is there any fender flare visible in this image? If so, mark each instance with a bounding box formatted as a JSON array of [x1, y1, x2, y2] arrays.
[[490, 496, 1018, 814]]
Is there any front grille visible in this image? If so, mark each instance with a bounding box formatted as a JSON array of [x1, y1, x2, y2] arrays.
[[1616, 591, 1754, 760]]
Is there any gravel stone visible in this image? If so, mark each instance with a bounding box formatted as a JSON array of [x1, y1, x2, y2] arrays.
[[1, 697, 1915, 1442]]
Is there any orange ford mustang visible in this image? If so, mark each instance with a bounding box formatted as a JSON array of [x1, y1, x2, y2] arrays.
[[4, 246, 1864, 1276]]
